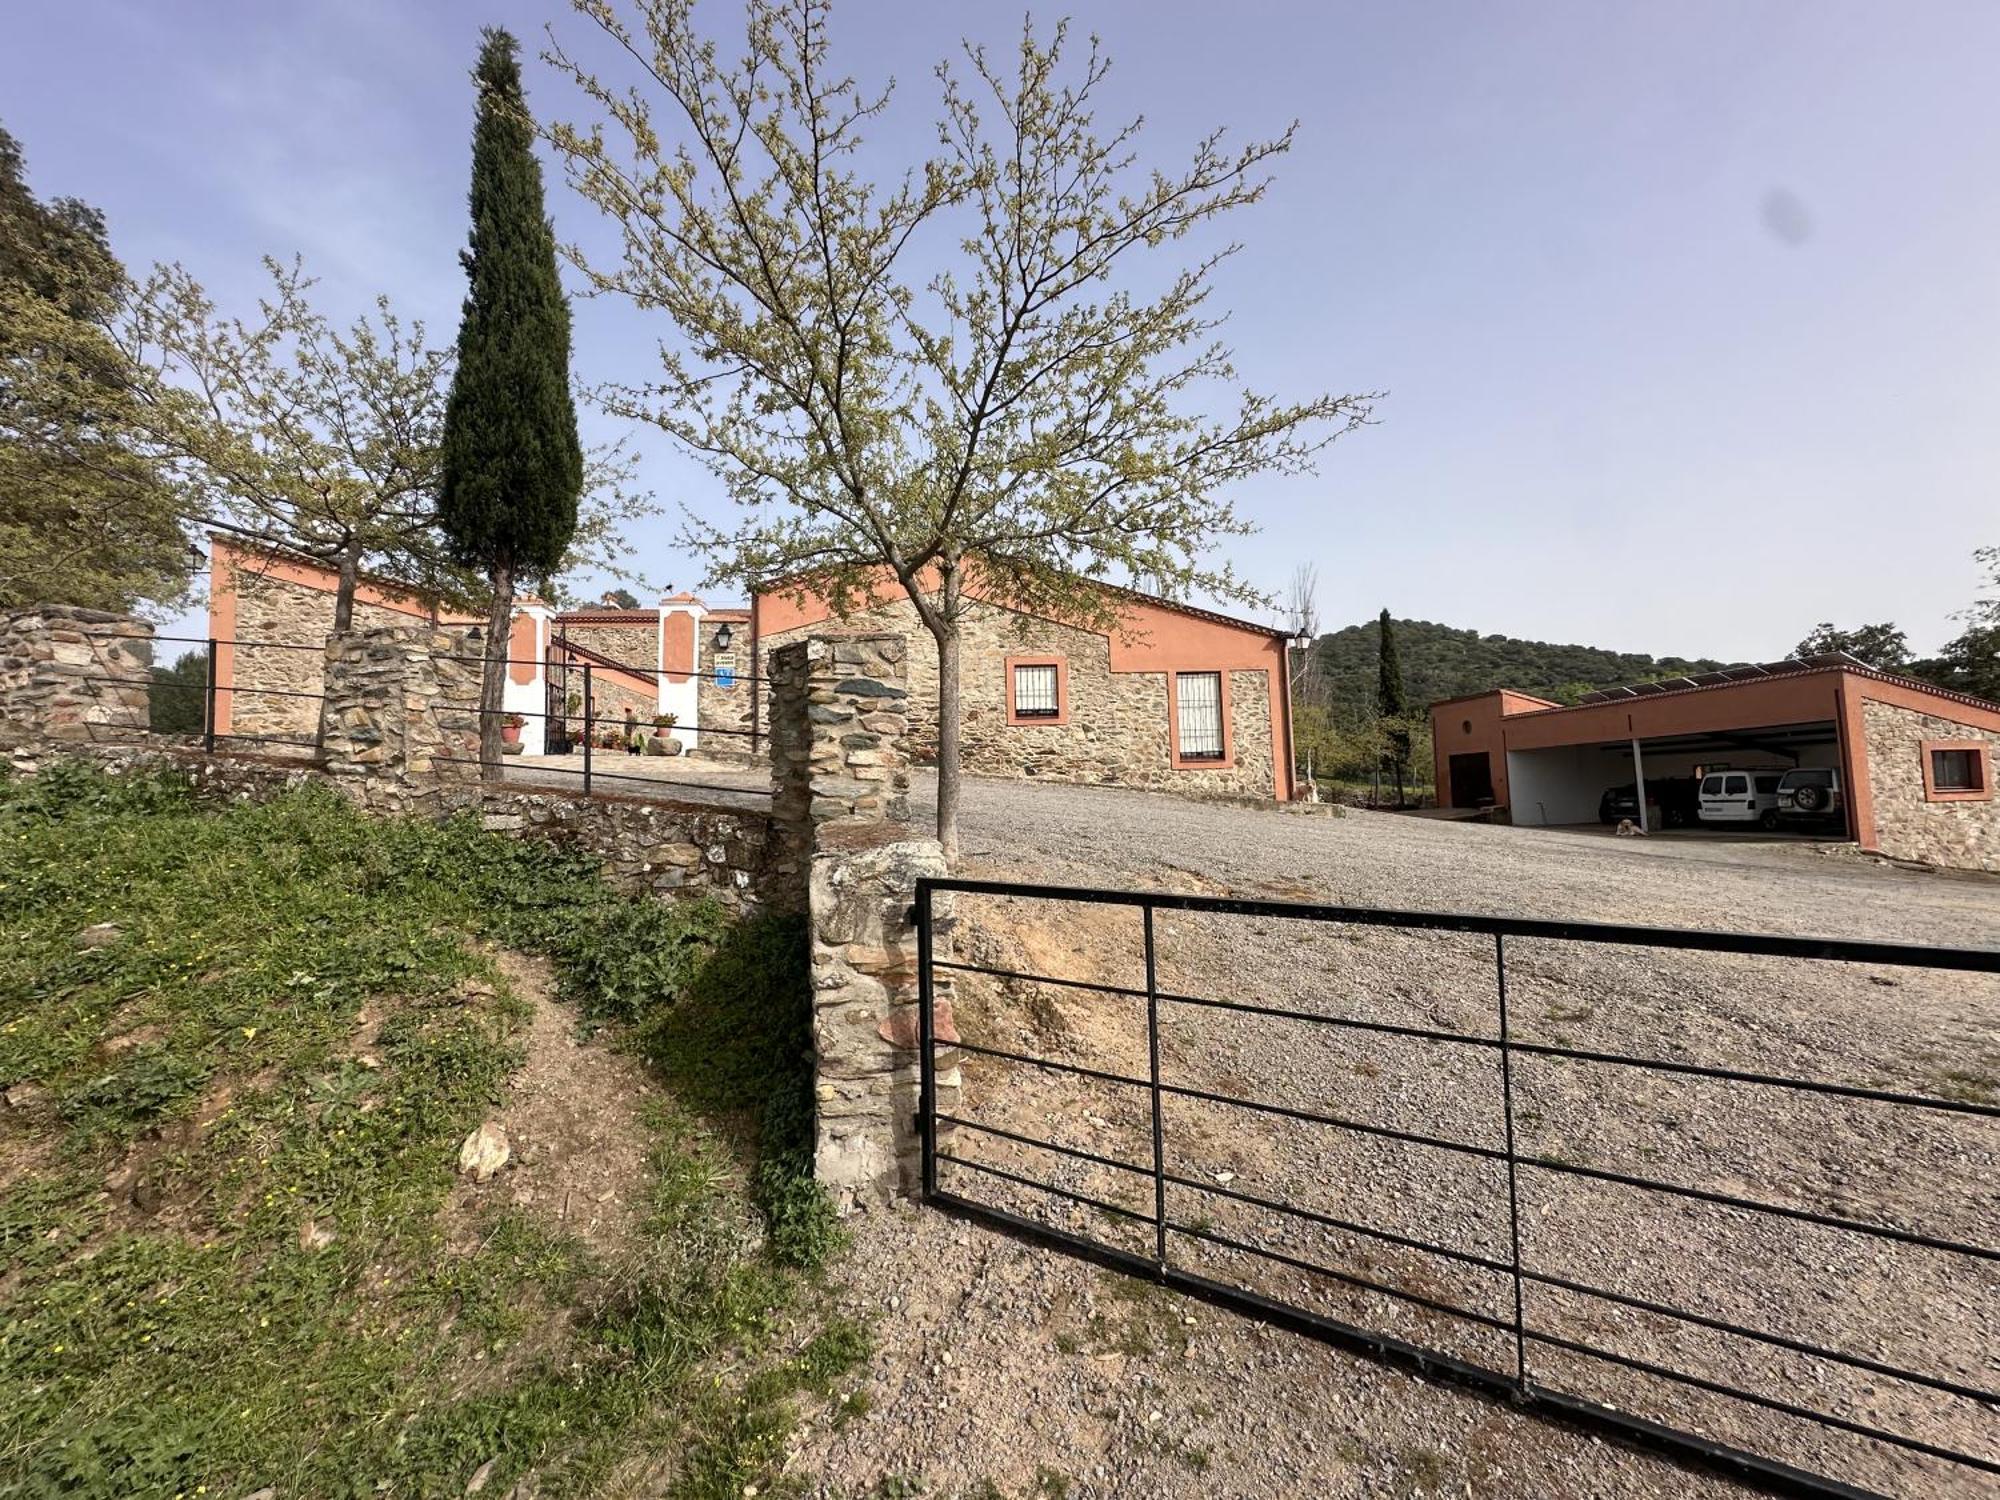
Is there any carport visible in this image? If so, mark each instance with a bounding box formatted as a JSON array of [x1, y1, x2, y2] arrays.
[[1431, 662, 1867, 842], [1434, 658, 2000, 869], [1503, 719, 1841, 832]]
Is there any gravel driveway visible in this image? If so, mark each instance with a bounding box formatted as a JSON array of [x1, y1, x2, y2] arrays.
[[792, 775, 2000, 1500]]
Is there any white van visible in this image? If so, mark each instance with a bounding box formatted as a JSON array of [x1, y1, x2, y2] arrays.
[[1697, 769, 1784, 829]]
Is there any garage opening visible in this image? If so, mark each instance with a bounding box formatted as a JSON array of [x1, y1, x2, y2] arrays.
[[1504, 720, 1848, 838]]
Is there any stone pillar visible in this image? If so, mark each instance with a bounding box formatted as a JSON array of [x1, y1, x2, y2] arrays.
[[0, 606, 153, 750], [810, 823, 949, 1209], [768, 632, 914, 909], [320, 627, 482, 781], [767, 631, 955, 1208]]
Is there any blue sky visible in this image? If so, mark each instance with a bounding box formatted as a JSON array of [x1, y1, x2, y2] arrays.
[[8, 1, 1998, 659]]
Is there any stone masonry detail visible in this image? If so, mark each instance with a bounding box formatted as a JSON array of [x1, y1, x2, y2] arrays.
[[0, 606, 153, 749], [1863, 698, 2000, 872], [321, 627, 484, 781], [766, 632, 952, 1209], [229, 568, 453, 740], [756, 595, 1278, 798]]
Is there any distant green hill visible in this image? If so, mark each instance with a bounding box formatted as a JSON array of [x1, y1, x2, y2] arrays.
[[1306, 618, 1737, 720]]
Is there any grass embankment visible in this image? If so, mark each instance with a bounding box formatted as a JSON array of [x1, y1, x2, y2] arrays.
[[0, 764, 860, 1499]]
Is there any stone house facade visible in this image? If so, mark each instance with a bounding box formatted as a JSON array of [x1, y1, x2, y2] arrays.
[[748, 589, 1290, 798], [208, 542, 1297, 801], [1861, 697, 2000, 872]]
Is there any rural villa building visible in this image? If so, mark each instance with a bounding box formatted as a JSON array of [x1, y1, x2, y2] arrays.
[[207, 541, 1297, 800], [1430, 658, 2000, 871]]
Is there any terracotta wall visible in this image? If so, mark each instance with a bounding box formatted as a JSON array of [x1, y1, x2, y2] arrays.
[[753, 577, 1291, 799], [754, 591, 1284, 798], [212, 544, 479, 742]]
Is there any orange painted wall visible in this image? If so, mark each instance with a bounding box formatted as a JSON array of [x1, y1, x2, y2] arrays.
[[661, 611, 696, 683], [508, 614, 541, 685], [752, 568, 1295, 798]]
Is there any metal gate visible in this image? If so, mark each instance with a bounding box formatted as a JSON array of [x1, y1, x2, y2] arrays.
[[911, 876, 2000, 1500]]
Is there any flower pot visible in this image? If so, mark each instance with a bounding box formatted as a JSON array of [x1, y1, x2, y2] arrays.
[[501, 724, 522, 745]]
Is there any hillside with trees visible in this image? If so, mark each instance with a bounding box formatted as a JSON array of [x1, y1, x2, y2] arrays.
[[1303, 617, 1736, 720]]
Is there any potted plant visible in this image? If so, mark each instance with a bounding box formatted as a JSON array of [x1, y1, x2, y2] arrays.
[[645, 712, 681, 757], [500, 712, 525, 746]]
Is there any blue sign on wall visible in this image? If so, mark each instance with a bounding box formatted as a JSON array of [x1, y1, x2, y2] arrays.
[[715, 666, 736, 689]]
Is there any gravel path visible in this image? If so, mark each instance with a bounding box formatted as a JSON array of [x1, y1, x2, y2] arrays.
[[790, 776, 2000, 1500]]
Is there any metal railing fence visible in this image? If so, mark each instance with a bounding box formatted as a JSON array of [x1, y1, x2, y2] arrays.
[[914, 876, 2000, 1500], [70, 632, 773, 806]]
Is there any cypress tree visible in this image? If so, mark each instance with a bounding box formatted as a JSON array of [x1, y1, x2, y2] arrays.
[[1376, 608, 1412, 806], [437, 28, 583, 773]]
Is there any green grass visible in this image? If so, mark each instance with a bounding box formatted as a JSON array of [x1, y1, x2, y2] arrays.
[[0, 762, 858, 1500]]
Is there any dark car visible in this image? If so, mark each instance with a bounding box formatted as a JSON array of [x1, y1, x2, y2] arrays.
[[1599, 776, 1700, 828]]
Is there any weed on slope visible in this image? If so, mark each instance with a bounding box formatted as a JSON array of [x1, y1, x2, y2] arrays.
[[0, 764, 858, 1500]]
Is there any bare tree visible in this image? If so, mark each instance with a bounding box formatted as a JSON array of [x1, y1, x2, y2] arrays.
[[1285, 561, 1326, 706]]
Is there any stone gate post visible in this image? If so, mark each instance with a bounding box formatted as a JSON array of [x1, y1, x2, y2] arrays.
[[768, 633, 957, 1209], [320, 627, 483, 781]]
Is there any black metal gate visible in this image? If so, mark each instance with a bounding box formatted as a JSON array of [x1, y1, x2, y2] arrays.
[[912, 877, 2000, 1500]]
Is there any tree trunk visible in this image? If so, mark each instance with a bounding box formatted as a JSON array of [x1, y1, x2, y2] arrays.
[[315, 540, 364, 753], [479, 561, 513, 781], [934, 619, 962, 864]]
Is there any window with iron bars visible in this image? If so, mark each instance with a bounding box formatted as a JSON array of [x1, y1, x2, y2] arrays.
[[1012, 663, 1060, 718], [1175, 671, 1225, 760]]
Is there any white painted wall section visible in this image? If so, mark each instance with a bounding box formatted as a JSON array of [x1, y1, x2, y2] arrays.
[[500, 604, 552, 756]]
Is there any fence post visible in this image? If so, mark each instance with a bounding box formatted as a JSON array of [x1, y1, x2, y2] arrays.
[[203, 637, 219, 753], [581, 664, 594, 797], [916, 882, 937, 1199], [1144, 901, 1168, 1270], [1496, 931, 1529, 1392]]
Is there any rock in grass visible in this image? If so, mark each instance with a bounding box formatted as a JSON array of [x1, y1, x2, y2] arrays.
[[2, 1082, 50, 1114], [76, 921, 122, 949], [457, 1122, 511, 1182], [465, 1458, 498, 1494]]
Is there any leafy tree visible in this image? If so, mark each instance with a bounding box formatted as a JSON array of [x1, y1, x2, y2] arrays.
[[148, 648, 209, 735], [548, 2, 1371, 857], [602, 587, 640, 609], [1305, 617, 1732, 724], [0, 124, 191, 611], [1375, 608, 1412, 806], [122, 257, 473, 629], [438, 28, 584, 775], [1793, 621, 1911, 672], [1911, 548, 2000, 701]]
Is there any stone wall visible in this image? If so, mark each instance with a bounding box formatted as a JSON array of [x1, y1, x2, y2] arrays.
[[756, 594, 1279, 798], [809, 822, 948, 1210], [1863, 699, 2000, 872], [693, 617, 756, 756], [230, 568, 444, 740], [559, 618, 656, 674], [321, 627, 483, 781], [16, 740, 772, 910], [0, 606, 153, 749], [570, 670, 657, 741], [767, 633, 914, 908]]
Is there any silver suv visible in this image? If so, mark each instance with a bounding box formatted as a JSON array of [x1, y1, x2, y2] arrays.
[[1775, 767, 1843, 825]]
